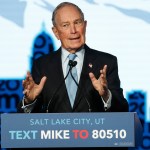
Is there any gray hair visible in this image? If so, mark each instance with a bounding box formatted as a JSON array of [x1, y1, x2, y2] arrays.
[[52, 2, 84, 26]]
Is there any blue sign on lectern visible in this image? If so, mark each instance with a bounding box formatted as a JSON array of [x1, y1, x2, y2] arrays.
[[1, 112, 143, 148]]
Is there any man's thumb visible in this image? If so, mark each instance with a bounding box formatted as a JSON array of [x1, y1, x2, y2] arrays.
[[39, 76, 47, 88]]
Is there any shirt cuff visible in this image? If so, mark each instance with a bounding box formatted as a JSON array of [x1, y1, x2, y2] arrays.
[[21, 96, 37, 113], [101, 89, 112, 111]]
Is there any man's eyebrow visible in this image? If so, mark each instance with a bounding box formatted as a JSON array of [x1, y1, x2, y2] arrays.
[[61, 18, 83, 23], [60, 20, 70, 23], [74, 18, 83, 21]]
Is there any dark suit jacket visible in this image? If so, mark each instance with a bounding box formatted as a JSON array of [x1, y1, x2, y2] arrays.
[[17, 44, 128, 113]]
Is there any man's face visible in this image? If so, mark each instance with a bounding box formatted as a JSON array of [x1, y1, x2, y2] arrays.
[[52, 5, 87, 52]]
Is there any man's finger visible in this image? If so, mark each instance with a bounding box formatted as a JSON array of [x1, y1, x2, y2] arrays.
[[39, 76, 47, 88], [103, 65, 107, 78], [89, 72, 97, 82], [27, 71, 31, 76], [23, 89, 28, 95], [22, 80, 28, 89]]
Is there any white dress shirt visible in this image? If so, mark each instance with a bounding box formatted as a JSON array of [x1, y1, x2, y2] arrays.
[[61, 47, 85, 83]]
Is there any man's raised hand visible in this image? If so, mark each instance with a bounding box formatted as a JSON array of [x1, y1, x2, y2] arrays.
[[22, 72, 47, 104]]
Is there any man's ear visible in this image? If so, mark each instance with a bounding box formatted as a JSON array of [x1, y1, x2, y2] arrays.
[[52, 27, 60, 40], [85, 20, 87, 27]]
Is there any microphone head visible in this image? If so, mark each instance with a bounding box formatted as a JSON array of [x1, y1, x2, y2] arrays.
[[68, 60, 73, 66], [72, 61, 77, 67], [69, 60, 77, 67]]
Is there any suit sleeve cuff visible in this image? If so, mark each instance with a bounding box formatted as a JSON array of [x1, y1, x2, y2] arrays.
[[101, 89, 112, 111], [21, 96, 37, 113]]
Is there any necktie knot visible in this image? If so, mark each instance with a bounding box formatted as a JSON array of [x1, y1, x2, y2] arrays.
[[68, 53, 76, 61]]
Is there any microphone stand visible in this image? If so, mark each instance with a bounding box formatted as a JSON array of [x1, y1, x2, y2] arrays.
[[46, 60, 75, 113], [69, 65, 92, 112]]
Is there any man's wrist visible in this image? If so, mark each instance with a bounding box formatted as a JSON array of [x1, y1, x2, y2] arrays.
[[101, 90, 112, 110], [24, 96, 35, 105], [102, 90, 110, 102], [22, 96, 37, 112]]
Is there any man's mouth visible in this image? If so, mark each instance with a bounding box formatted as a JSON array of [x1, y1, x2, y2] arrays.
[[69, 37, 80, 40]]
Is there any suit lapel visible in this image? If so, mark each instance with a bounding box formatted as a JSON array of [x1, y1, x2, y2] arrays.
[[50, 48, 72, 110], [73, 45, 96, 110]]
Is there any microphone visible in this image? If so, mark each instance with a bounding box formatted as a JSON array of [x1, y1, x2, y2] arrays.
[[68, 60, 77, 67], [46, 60, 77, 113], [69, 62, 92, 112]]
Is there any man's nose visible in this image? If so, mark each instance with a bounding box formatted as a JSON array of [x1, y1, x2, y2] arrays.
[[70, 24, 76, 34]]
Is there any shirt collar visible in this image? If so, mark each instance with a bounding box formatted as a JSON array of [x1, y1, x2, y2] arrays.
[[61, 46, 85, 64], [61, 48, 70, 64]]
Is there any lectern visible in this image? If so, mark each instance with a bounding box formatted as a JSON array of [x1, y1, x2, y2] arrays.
[[1, 112, 143, 148]]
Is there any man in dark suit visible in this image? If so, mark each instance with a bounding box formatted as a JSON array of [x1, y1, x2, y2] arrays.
[[17, 2, 129, 149], [18, 44, 128, 113], [17, 2, 128, 113]]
